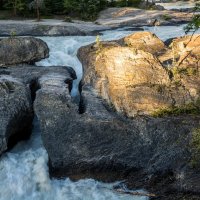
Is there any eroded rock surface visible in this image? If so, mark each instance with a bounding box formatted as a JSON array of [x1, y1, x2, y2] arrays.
[[123, 31, 166, 55], [96, 7, 193, 27], [0, 34, 200, 199], [78, 32, 200, 117], [34, 78, 200, 197], [0, 20, 110, 37], [0, 64, 76, 156], [166, 35, 200, 101], [0, 37, 49, 66], [0, 75, 33, 155]]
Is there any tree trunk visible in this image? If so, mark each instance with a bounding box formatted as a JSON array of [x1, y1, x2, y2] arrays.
[[36, 0, 40, 21], [13, 0, 17, 16], [0, 0, 4, 9]]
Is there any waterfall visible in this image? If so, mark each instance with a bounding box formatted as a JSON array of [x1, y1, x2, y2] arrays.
[[1, 24, 199, 200]]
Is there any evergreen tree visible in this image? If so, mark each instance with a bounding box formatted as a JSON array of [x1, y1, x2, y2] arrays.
[[44, 0, 64, 14], [63, 0, 107, 20], [29, 0, 45, 21], [185, 3, 200, 33], [4, 0, 26, 16]]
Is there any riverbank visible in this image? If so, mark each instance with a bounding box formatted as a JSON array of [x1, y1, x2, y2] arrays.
[[0, 6, 194, 37], [0, 19, 110, 36]]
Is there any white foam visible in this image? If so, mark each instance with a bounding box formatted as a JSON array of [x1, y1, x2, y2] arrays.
[[36, 29, 134, 96], [0, 119, 148, 200], [1, 26, 197, 200]]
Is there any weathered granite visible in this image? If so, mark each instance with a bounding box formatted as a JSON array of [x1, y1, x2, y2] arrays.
[[0, 37, 49, 66]]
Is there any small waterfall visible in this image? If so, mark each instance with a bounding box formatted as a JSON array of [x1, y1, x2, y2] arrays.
[[1, 25, 198, 200], [0, 118, 149, 200]]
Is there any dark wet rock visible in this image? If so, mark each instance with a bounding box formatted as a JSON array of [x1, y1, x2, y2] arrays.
[[34, 78, 200, 197], [164, 37, 175, 46], [0, 75, 33, 155], [0, 37, 49, 66], [0, 64, 76, 156]]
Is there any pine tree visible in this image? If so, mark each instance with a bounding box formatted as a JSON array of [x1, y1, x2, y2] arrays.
[[29, 0, 45, 21], [63, 0, 107, 20], [4, 0, 26, 16], [185, 3, 200, 33]]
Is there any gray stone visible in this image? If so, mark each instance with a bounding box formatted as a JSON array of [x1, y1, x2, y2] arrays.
[[34, 80, 200, 182], [0, 37, 49, 66], [0, 65, 76, 156], [0, 20, 110, 37], [96, 7, 193, 27], [0, 75, 33, 155]]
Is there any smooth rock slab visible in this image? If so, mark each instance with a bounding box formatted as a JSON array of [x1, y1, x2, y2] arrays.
[[0, 20, 110, 37], [0, 37, 49, 66], [96, 7, 193, 27], [34, 81, 200, 178]]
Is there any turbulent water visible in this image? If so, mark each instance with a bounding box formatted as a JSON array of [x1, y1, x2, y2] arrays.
[[36, 24, 197, 96], [0, 25, 199, 200], [0, 118, 148, 200]]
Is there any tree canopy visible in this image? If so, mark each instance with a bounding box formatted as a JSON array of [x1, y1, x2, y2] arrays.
[[0, 0, 143, 20]]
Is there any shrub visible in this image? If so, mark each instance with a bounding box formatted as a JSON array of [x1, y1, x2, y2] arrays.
[[63, 0, 108, 20], [111, 0, 142, 7], [190, 128, 200, 168]]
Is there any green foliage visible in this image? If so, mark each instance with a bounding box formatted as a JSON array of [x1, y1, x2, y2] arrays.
[[184, 3, 200, 34], [190, 128, 200, 168], [63, 0, 108, 20], [95, 35, 103, 54], [152, 101, 200, 117], [29, 0, 45, 10], [63, 16, 72, 22], [44, 0, 64, 14], [4, 0, 26, 16], [0, 0, 142, 20], [111, 0, 141, 7], [10, 29, 17, 37], [162, 14, 172, 21], [171, 66, 198, 77]]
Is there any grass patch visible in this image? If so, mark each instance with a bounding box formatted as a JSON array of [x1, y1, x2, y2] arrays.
[[190, 128, 200, 168], [0, 10, 12, 20], [152, 102, 200, 117], [162, 14, 172, 21], [171, 66, 198, 77]]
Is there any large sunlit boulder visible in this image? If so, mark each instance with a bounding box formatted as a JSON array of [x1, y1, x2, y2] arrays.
[[123, 31, 166, 55], [78, 33, 197, 117]]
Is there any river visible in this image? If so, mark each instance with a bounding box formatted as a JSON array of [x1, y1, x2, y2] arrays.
[[0, 24, 199, 200]]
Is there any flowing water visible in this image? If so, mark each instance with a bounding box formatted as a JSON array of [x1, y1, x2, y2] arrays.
[[0, 118, 148, 200], [37, 24, 200, 96], [0, 25, 199, 200]]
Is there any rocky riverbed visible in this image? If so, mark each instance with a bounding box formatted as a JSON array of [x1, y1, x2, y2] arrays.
[[0, 20, 110, 37], [0, 30, 200, 200], [0, 5, 195, 37]]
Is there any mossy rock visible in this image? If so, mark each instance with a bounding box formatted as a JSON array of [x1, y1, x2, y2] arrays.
[[190, 128, 200, 168]]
